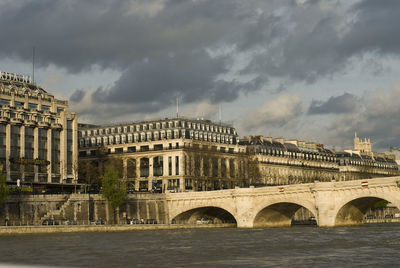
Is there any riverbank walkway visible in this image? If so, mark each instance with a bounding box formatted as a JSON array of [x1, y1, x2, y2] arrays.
[[0, 223, 236, 235]]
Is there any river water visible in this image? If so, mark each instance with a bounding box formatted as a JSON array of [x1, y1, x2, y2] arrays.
[[1, 224, 400, 267]]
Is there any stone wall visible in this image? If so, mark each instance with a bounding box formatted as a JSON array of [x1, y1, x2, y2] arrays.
[[0, 193, 167, 226]]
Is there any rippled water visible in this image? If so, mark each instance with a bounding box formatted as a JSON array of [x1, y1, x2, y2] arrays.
[[1, 224, 400, 267]]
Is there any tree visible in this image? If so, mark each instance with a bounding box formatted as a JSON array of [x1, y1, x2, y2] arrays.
[[100, 165, 127, 223], [0, 171, 9, 205]]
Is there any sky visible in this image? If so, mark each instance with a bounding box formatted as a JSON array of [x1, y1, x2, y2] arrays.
[[1, 0, 400, 151]]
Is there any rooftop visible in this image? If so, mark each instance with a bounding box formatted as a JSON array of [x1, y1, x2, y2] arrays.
[[79, 116, 235, 130]]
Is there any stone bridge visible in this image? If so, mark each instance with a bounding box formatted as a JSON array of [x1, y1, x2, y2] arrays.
[[165, 177, 400, 228]]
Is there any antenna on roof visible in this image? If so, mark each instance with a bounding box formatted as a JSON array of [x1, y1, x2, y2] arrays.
[[32, 47, 35, 84], [219, 104, 222, 124]]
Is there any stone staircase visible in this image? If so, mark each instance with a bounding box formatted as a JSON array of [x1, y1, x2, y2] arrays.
[[40, 194, 76, 223]]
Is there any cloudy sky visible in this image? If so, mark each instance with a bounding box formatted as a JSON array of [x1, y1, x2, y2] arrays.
[[1, 0, 400, 151]]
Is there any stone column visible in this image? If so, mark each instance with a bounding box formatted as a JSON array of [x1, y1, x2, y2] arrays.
[[234, 159, 238, 180], [105, 202, 110, 224], [226, 158, 230, 179], [5, 124, 10, 181], [162, 178, 168, 192], [148, 157, 153, 191], [47, 128, 52, 183], [163, 155, 168, 176], [208, 158, 212, 179], [123, 158, 127, 180], [217, 158, 222, 178], [162, 155, 168, 192], [136, 158, 140, 178], [149, 157, 153, 177], [185, 154, 190, 176], [190, 156, 195, 177], [171, 155, 176, 176], [19, 125, 25, 157], [10, 92, 15, 107], [200, 157, 204, 177], [313, 180, 336, 227], [20, 125, 25, 180], [33, 127, 39, 182], [179, 177, 185, 192], [134, 179, 139, 191], [126, 202, 131, 218], [179, 153, 184, 176], [134, 158, 140, 191], [71, 114, 78, 181], [58, 112, 66, 183]]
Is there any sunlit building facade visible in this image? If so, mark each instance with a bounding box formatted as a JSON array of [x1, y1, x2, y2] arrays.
[[78, 118, 248, 192], [0, 71, 78, 192]]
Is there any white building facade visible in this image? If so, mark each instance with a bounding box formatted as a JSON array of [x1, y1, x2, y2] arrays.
[[78, 118, 248, 192], [0, 71, 78, 192]]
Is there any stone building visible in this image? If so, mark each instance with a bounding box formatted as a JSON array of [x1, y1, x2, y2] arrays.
[[0, 71, 78, 192], [242, 135, 399, 186], [240, 136, 339, 185], [78, 118, 249, 192]]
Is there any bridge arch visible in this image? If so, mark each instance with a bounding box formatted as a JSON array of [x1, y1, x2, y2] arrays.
[[334, 193, 400, 226], [252, 200, 318, 228], [171, 206, 237, 225]]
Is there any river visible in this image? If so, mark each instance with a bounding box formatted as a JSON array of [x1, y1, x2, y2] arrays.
[[1, 224, 400, 267]]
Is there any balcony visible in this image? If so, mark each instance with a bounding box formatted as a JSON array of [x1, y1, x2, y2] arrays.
[[10, 118, 23, 124], [51, 123, 63, 130], [38, 121, 50, 128], [0, 117, 9, 123]]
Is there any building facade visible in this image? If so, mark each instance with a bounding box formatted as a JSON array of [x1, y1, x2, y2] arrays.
[[78, 118, 248, 192], [242, 135, 399, 186], [0, 71, 78, 192]]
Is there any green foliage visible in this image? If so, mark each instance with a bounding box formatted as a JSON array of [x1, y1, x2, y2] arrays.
[[372, 200, 388, 210], [100, 165, 126, 209], [0, 172, 9, 204]]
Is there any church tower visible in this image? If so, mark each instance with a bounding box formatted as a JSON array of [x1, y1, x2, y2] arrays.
[[354, 132, 372, 153]]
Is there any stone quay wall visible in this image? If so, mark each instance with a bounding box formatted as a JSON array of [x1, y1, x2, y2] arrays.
[[0, 193, 168, 226]]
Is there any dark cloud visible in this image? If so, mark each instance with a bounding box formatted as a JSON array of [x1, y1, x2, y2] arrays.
[[2, 0, 400, 119], [92, 50, 263, 111], [308, 83, 400, 151], [342, 0, 400, 55], [308, 93, 359, 115], [69, 89, 85, 103]]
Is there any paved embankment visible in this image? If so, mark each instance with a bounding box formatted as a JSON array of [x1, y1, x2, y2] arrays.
[[364, 219, 400, 224], [0, 224, 236, 235]]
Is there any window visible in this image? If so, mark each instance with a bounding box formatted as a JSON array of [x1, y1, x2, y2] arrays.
[[0, 99, 10, 106], [14, 101, 24, 108], [154, 144, 163, 151], [140, 158, 149, 177], [41, 105, 50, 111], [140, 145, 149, 152], [168, 157, 172, 176], [153, 156, 163, 176]]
